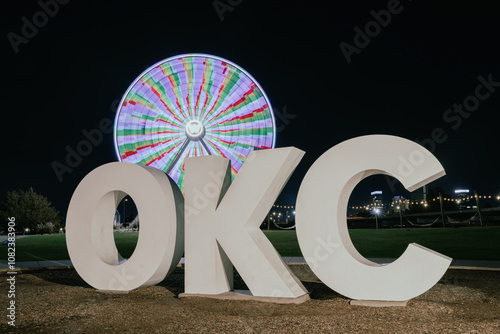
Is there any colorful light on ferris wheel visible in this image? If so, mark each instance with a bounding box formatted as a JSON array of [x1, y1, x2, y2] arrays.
[[114, 54, 276, 191]]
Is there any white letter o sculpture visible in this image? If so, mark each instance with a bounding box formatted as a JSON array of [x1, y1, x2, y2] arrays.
[[296, 135, 452, 301], [66, 162, 184, 292]]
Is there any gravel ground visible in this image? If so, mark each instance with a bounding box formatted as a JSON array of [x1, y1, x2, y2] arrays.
[[1, 265, 499, 333]]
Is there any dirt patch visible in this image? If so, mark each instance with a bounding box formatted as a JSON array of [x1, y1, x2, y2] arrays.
[[1, 266, 499, 333]]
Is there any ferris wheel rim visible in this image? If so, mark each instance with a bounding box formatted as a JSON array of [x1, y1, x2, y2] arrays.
[[113, 53, 277, 163]]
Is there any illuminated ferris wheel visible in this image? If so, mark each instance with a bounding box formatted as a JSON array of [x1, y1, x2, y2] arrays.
[[114, 54, 276, 191]]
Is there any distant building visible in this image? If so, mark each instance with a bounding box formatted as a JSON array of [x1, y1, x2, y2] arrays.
[[370, 191, 383, 209], [114, 210, 121, 227], [454, 189, 470, 210]]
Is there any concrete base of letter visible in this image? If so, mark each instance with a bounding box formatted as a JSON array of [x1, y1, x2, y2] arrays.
[[97, 290, 130, 295], [179, 290, 310, 304], [350, 300, 408, 307]]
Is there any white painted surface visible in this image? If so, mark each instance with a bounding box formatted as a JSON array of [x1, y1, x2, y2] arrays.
[[184, 148, 308, 298], [296, 135, 452, 301], [66, 162, 184, 291]]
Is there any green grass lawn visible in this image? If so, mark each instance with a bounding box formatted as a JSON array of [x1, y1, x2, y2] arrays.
[[265, 227, 500, 261], [3, 227, 500, 262]]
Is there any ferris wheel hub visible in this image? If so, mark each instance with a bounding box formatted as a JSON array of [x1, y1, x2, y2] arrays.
[[185, 120, 205, 140]]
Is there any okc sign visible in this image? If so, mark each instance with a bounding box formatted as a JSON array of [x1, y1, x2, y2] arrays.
[[66, 135, 452, 302]]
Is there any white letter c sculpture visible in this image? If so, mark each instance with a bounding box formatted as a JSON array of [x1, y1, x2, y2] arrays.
[[66, 162, 184, 292], [296, 135, 452, 301]]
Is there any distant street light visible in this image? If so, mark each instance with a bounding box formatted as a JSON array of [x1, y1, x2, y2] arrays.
[[399, 199, 403, 229], [374, 208, 380, 229], [123, 198, 128, 224]]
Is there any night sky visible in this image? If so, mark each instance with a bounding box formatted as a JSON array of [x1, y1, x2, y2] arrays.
[[2, 0, 500, 216]]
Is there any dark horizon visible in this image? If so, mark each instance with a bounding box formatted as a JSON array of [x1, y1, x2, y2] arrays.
[[2, 0, 500, 216]]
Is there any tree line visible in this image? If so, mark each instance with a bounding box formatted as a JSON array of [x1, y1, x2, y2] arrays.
[[0, 188, 62, 234]]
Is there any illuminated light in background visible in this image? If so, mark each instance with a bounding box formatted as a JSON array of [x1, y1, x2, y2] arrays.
[[114, 54, 276, 191]]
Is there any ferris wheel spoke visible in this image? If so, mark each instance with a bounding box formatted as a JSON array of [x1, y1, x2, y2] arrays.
[[199, 138, 212, 155], [165, 138, 191, 174]]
